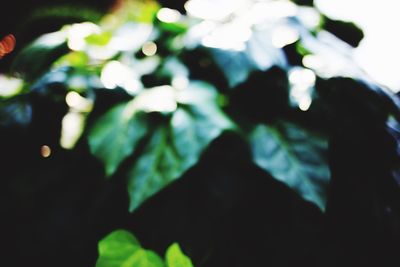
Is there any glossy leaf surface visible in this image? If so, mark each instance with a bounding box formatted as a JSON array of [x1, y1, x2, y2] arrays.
[[250, 122, 330, 210]]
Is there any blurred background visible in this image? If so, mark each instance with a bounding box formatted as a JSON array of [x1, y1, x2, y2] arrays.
[[1, 0, 399, 91], [1, 1, 400, 267], [316, 0, 400, 92]]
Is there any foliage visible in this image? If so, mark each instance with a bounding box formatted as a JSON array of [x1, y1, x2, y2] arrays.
[[96, 230, 193, 267], [2, 0, 400, 266], [3, 0, 399, 210]]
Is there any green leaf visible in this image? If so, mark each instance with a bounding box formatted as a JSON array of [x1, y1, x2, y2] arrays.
[[127, 82, 233, 211], [96, 230, 192, 267], [123, 249, 165, 267], [96, 230, 141, 267], [96, 230, 165, 267], [249, 122, 330, 210], [85, 31, 113, 46], [88, 102, 148, 176], [114, 0, 160, 24], [165, 243, 193, 267], [12, 32, 68, 82], [55, 51, 89, 68]]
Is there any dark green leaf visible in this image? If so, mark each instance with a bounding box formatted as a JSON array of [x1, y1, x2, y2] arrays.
[[127, 82, 233, 211], [249, 122, 330, 210], [314, 77, 400, 129], [165, 243, 193, 267], [88, 102, 148, 176]]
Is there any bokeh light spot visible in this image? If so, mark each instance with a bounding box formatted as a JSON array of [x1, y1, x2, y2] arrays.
[[65, 91, 93, 112], [40, 145, 51, 158], [272, 26, 299, 48], [60, 112, 85, 149], [142, 42, 157, 56], [157, 8, 181, 23], [0, 34, 16, 58], [299, 96, 312, 111]]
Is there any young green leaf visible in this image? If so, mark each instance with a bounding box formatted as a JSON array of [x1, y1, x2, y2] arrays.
[[123, 249, 165, 267], [165, 243, 193, 267], [96, 230, 141, 267], [249, 122, 330, 210], [96, 230, 165, 267]]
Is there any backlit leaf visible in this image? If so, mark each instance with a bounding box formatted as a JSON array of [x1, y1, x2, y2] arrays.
[[96, 230, 165, 267], [96, 230, 141, 267], [165, 243, 193, 267], [124, 249, 165, 267]]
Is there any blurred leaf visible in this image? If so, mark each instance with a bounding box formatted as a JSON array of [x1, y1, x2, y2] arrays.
[[165, 243, 193, 267], [124, 249, 165, 267], [55, 51, 89, 68], [12, 32, 68, 82], [85, 31, 112, 46], [159, 22, 188, 35], [128, 82, 233, 211], [295, 42, 310, 56], [112, 0, 160, 24], [315, 77, 399, 126], [97, 230, 141, 267], [249, 122, 330, 210], [209, 28, 287, 88], [88, 102, 148, 176], [0, 98, 32, 128], [97, 229, 164, 267], [210, 49, 255, 88]]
